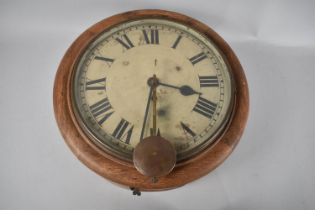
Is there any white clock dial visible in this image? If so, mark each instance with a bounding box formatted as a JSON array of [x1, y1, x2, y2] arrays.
[[73, 19, 234, 161]]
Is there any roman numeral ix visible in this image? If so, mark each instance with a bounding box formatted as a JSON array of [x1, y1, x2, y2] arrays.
[[193, 97, 217, 119]]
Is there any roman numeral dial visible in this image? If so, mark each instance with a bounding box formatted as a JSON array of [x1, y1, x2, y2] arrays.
[[73, 19, 233, 162]]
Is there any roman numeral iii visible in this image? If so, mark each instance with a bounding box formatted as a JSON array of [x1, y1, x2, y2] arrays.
[[193, 97, 217, 119], [199, 76, 219, 87], [116, 34, 134, 49], [142, 29, 159, 44], [112, 119, 133, 144], [86, 77, 106, 90]]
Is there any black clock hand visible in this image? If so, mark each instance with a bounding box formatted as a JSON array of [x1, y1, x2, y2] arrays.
[[158, 82, 201, 96], [140, 86, 153, 141], [152, 75, 158, 136]]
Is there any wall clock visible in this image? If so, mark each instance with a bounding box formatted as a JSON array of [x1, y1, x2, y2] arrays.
[[53, 9, 249, 193]]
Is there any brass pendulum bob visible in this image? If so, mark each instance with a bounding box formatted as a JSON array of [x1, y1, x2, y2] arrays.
[[133, 75, 176, 182]]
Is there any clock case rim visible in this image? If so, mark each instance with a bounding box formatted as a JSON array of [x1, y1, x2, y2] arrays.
[[53, 9, 249, 191]]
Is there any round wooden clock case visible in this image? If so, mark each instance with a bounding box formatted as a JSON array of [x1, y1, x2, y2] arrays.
[[53, 9, 249, 191]]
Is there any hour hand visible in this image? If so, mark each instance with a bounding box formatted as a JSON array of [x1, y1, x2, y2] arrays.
[[179, 85, 201, 96], [158, 82, 201, 96]]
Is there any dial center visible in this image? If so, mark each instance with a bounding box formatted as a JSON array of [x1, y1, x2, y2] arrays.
[[147, 75, 159, 88], [105, 45, 199, 144]]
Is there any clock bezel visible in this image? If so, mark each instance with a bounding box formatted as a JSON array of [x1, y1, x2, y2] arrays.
[[53, 9, 249, 191]]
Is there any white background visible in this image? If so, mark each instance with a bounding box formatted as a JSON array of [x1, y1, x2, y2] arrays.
[[1, 0, 315, 209]]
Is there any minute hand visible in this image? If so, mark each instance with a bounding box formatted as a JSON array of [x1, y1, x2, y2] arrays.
[[158, 82, 201, 96], [140, 86, 153, 141]]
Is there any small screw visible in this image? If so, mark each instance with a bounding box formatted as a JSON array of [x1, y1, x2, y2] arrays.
[[130, 187, 141, 196]]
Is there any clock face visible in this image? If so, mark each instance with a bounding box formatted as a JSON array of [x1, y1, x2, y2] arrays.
[[72, 19, 234, 162]]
